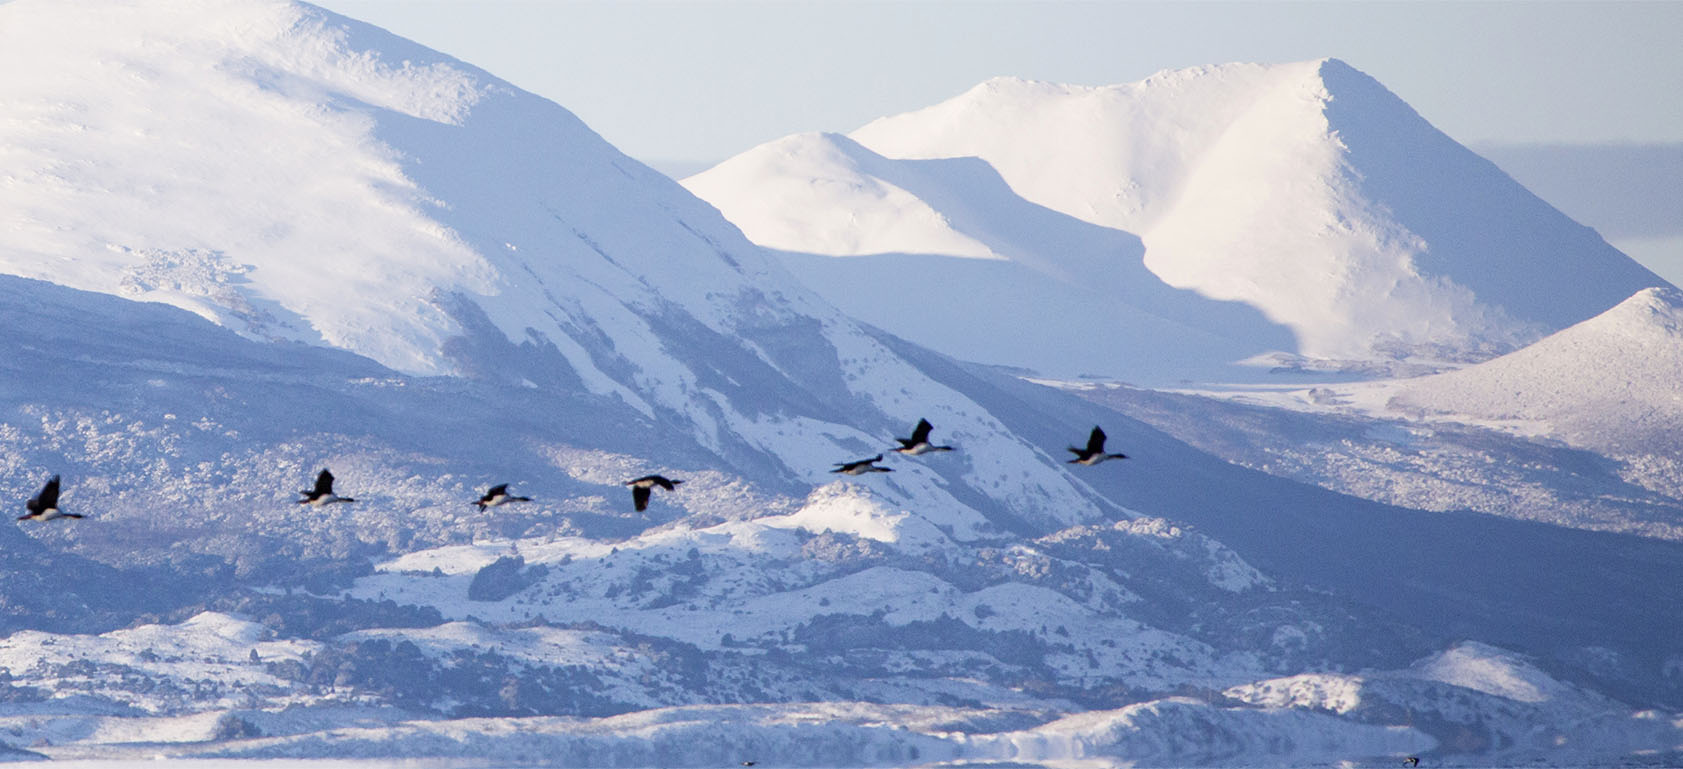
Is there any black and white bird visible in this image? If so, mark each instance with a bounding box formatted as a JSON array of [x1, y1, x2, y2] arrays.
[[1403, 758, 1420, 768], [1067, 426, 1128, 466], [832, 454, 892, 475], [892, 418, 954, 456], [625, 474, 682, 512], [297, 468, 355, 506], [18, 475, 80, 521], [475, 484, 532, 511]]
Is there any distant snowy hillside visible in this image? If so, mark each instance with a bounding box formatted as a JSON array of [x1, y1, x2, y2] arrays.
[[1390, 287, 1683, 456], [685, 132, 1293, 383], [693, 59, 1666, 373], [1114, 286, 1683, 532]]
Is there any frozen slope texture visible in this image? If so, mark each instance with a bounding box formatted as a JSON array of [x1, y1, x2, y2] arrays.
[[1391, 287, 1683, 456], [843, 60, 1666, 365], [686, 132, 1296, 383], [0, 0, 1114, 536]]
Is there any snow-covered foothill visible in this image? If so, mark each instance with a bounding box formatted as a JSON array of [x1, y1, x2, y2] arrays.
[[977, 696, 1427, 767], [0, 613, 316, 712], [758, 482, 960, 551], [345, 509, 1262, 694], [1388, 287, 1683, 456], [1224, 642, 1682, 764]]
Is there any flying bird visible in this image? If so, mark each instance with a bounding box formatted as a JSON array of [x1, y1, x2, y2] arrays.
[[475, 484, 532, 511], [832, 454, 892, 475], [297, 468, 355, 506], [626, 474, 683, 512], [18, 475, 81, 521], [1067, 426, 1128, 466], [892, 418, 954, 455]]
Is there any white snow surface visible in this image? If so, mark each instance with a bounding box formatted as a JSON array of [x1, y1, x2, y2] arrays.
[[8, 615, 1677, 768], [686, 132, 1294, 383], [0, 0, 793, 378], [0, 613, 319, 713], [1170, 286, 1683, 525], [758, 482, 958, 551], [1407, 642, 1582, 705], [348, 511, 1263, 693], [1389, 286, 1683, 455], [696, 59, 1667, 372]]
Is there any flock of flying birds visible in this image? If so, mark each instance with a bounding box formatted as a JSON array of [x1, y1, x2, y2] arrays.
[[16, 419, 1127, 523]]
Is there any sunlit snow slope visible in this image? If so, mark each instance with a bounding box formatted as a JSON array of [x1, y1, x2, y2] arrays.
[[1390, 286, 1683, 456], [686, 132, 1295, 383], [693, 59, 1667, 372]]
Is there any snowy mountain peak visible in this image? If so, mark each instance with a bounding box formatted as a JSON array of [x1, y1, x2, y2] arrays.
[[1602, 285, 1683, 331], [0, 0, 789, 379], [686, 126, 1299, 382], [700, 58, 1666, 372], [685, 132, 1002, 260], [1388, 286, 1683, 453]]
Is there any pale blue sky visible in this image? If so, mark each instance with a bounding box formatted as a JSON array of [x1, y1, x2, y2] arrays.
[[321, 0, 1683, 167]]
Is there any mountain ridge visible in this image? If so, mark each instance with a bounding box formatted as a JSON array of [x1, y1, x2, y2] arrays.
[[685, 130, 1296, 382], [694, 58, 1668, 373]]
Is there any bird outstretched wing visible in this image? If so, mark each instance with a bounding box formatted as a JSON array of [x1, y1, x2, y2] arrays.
[[910, 419, 934, 444], [28, 475, 60, 513], [312, 469, 335, 496], [1086, 426, 1108, 454]]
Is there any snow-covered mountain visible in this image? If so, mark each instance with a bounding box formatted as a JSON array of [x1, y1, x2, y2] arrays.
[[688, 59, 1667, 376], [1389, 286, 1683, 456], [685, 132, 1294, 383], [1075, 288, 1683, 541], [0, 0, 1119, 540], [1, 0, 1681, 765]]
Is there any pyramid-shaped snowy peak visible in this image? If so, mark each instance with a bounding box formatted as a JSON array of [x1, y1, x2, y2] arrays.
[[693, 59, 1668, 373]]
